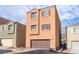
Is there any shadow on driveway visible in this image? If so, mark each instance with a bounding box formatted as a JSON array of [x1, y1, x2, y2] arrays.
[[0, 49, 12, 54]]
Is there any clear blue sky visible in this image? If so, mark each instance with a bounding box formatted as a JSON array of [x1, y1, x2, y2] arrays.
[[0, 5, 79, 32]]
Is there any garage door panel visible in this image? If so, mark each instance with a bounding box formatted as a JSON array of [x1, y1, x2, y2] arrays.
[[31, 39, 50, 48], [72, 42, 79, 49], [1, 39, 13, 47]]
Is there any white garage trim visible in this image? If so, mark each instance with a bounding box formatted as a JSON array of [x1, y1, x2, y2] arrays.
[[72, 41, 79, 49], [1, 39, 13, 47]]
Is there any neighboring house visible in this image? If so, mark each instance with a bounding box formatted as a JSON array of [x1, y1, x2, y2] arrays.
[[26, 6, 61, 49], [0, 17, 26, 48], [67, 24, 79, 49]]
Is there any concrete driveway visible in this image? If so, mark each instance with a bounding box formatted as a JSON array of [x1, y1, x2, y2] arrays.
[[15, 49, 58, 54], [7, 48, 69, 54], [0, 47, 71, 54]]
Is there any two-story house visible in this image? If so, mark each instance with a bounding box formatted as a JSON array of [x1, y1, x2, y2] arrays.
[[26, 6, 61, 49], [0, 17, 26, 48], [67, 24, 79, 49]]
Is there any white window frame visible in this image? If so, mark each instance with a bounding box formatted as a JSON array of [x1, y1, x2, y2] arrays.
[[72, 28, 79, 33]]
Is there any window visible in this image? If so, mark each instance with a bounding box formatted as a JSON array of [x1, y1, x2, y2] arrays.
[[0, 26, 2, 31], [42, 10, 49, 17], [0, 26, 6, 31], [0, 26, 7, 31], [8, 25, 13, 30], [73, 28, 79, 33], [2, 26, 4, 31], [0, 26, 3, 31], [42, 24, 50, 30], [0, 26, 1, 31], [31, 12, 37, 19], [31, 25, 36, 30]]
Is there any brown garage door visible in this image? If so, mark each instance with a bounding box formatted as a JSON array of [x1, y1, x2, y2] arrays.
[[31, 39, 50, 48]]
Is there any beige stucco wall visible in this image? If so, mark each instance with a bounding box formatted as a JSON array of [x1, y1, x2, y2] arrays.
[[0, 22, 17, 47], [0, 22, 16, 38], [67, 25, 79, 49], [0, 22, 26, 48], [26, 6, 61, 49]]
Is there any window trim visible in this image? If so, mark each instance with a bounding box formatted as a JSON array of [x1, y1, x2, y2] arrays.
[[31, 25, 37, 31], [42, 24, 50, 30], [8, 25, 13, 31], [42, 10, 50, 17], [2, 26, 5, 31], [73, 28, 79, 33], [31, 12, 37, 19]]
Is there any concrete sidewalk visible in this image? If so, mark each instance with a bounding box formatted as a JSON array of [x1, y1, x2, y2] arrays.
[[68, 49, 79, 54], [62, 49, 79, 54]]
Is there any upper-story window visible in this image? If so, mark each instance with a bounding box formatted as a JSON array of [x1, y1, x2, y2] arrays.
[[0, 26, 6, 31], [0, 26, 1, 31], [0, 26, 3, 31], [31, 12, 37, 19], [73, 28, 79, 33], [31, 25, 36, 30], [2, 26, 4, 31], [42, 10, 49, 17], [8, 25, 13, 30], [42, 24, 50, 30]]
